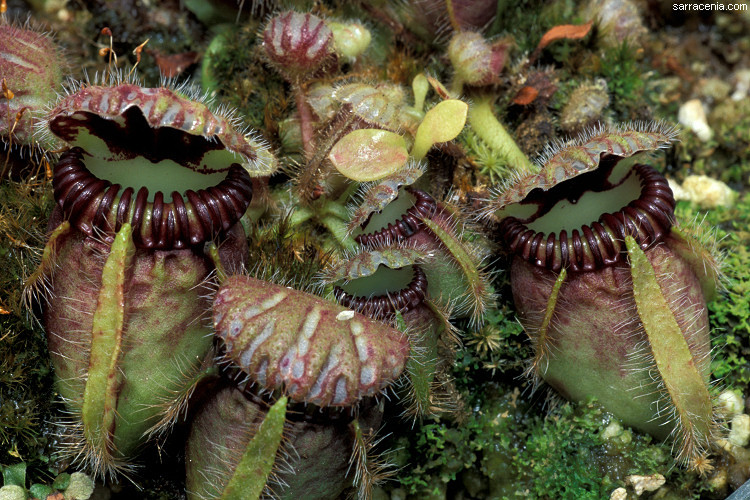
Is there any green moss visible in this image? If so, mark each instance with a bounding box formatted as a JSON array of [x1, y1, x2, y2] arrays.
[[394, 380, 701, 500], [704, 98, 750, 186], [459, 304, 529, 378], [0, 178, 56, 485], [68, 1, 206, 87], [710, 98, 750, 157], [1, 462, 93, 500], [202, 21, 288, 133], [596, 41, 645, 119], [488, 0, 579, 54], [460, 126, 516, 184]]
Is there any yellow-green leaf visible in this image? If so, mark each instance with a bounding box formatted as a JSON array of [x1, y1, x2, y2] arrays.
[[626, 236, 715, 467], [329, 128, 408, 182], [411, 99, 468, 160]]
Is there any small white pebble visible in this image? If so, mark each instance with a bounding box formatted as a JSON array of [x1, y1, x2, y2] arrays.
[[681, 175, 736, 208], [336, 310, 355, 321], [729, 414, 750, 448], [668, 178, 689, 200], [626, 473, 665, 496], [57, 8, 73, 22], [718, 390, 745, 417], [64, 471, 95, 500], [678, 99, 713, 141], [610, 487, 627, 500], [699, 77, 731, 101], [715, 437, 732, 452], [707, 467, 728, 491], [602, 422, 624, 441]]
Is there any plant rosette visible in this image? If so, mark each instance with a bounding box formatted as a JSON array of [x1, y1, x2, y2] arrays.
[[30, 76, 273, 478], [489, 122, 723, 471]]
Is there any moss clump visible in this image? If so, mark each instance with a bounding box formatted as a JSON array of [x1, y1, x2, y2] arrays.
[[488, 0, 579, 55], [67, 1, 205, 87], [707, 99, 750, 187], [202, 22, 289, 134], [595, 41, 646, 120], [459, 129, 514, 185], [0, 177, 56, 484], [459, 304, 529, 377], [0, 463, 94, 500], [393, 380, 697, 499]]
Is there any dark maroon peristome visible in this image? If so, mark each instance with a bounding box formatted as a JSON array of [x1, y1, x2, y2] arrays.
[[497, 163, 675, 273], [355, 188, 437, 247], [52, 147, 253, 249], [333, 265, 428, 319]]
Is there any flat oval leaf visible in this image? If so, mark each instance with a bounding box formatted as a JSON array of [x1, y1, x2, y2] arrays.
[[329, 129, 409, 182], [411, 99, 468, 160]]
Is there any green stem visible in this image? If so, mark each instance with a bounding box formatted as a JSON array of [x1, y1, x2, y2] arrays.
[[420, 217, 490, 326], [336, 182, 359, 205], [468, 96, 536, 175], [320, 214, 357, 251], [321, 199, 350, 221], [412, 73, 429, 112], [206, 243, 228, 284], [295, 85, 315, 159], [449, 78, 464, 98], [405, 319, 438, 417], [288, 205, 315, 228]]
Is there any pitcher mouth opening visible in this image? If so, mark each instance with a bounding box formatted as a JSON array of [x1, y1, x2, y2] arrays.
[[497, 163, 675, 272], [53, 147, 253, 249], [333, 264, 428, 319], [354, 188, 437, 247]]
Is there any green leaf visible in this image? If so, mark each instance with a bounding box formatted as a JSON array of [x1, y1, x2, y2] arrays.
[[411, 100, 468, 160], [52, 473, 71, 491], [29, 484, 53, 499], [221, 396, 287, 500], [82, 223, 134, 456], [412, 73, 429, 112], [626, 235, 715, 466], [2, 463, 26, 488], [329, 129, 408, 182]]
